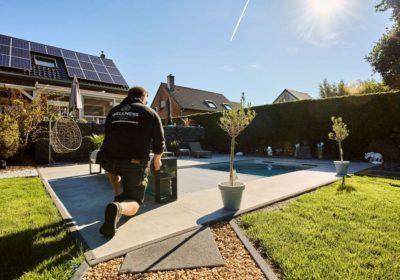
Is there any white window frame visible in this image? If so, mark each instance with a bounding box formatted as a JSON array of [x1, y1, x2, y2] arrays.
[[205, 100, 217, 108], [34, 55, 58, 68], [160, 100, 166, 109], [222, 103, 232, 110], [47, 100, 69, 116]]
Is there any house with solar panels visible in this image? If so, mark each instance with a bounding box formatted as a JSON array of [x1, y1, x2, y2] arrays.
[[0, 34, 129, 123], [151, 74, 239, 120]]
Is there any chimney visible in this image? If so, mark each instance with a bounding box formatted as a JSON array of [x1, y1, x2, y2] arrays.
[[167, 74, 175, 92], [100, 51, 106, 59]]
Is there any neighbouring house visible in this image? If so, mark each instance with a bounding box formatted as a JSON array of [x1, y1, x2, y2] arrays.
[[0, 34, 129, 123], [151, 74, 239, 120], [272, 89, 313, 104]]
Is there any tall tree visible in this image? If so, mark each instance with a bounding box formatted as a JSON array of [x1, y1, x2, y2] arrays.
[[319, 79, 349, 98], [319, 78, 337, 98], [366, 1, 400, 89], [337, 80, 347, 97], [376, 0, 400, 21]]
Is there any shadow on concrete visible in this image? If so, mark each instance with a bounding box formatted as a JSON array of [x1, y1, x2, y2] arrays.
[[196, 208, 237, 225], [48, 174, 170, 249]]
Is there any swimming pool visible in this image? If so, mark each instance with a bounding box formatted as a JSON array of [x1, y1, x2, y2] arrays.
[[196, 160, 314, 177]]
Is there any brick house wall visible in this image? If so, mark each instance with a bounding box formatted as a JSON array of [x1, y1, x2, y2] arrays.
[[152, 85, 202, 120]]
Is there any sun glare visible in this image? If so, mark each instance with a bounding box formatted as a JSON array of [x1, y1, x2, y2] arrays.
[[309, 0, 345, 17], [295, 0, 353, 46]]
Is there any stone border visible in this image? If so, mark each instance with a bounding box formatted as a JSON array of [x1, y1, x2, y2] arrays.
[[229, 220, 279, 280], [36, 168, 91, 280], [235, 179, 335, 217], [70, 260, 90, 280]]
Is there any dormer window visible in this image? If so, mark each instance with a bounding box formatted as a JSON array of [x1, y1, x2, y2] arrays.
[[205, 100, 217, 108], [222, 103, 232, 110], [34, 56, 57, 68]]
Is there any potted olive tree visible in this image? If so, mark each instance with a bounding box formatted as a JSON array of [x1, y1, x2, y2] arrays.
[[218, 99, 256, 210], [328, 116, 350, 175]]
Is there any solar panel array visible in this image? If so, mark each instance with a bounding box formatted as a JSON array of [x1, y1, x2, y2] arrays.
[[0, 34, 128, 87]]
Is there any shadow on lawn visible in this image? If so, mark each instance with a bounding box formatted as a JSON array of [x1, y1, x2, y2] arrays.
[[0, 221, 80, 280], [336, 177, 356, 193]]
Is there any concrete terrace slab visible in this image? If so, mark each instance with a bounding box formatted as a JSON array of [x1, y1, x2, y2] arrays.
[[119, 227, 224, 274], [38, 157, 372, 265]]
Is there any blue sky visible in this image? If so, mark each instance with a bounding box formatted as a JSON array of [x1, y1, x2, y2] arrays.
[[0, 0, 393, 105]]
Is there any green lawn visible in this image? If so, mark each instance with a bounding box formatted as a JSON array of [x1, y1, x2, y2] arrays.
[[0, 177, 84, 280], [240, 176, 400, 280]]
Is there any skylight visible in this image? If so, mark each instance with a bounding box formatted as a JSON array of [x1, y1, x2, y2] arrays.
[[222, 103, 232, 110], [205, 100, 217, 108], [34, 56, 57, 68]]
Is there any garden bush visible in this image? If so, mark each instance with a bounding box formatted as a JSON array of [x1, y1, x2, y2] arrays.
[[0, 114, 20, 159], [84, 134, 105, 150]]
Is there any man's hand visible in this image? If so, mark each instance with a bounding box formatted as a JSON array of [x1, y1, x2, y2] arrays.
[[153, 154, 162, 171]]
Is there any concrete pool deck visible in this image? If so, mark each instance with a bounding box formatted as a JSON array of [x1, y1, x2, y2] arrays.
[[37, 155, 372, 265]]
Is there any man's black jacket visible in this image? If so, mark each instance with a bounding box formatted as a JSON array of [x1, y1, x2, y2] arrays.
[[100, 97, 165, 161]]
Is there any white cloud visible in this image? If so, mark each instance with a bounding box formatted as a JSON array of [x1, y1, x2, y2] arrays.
[[221, 66, 236, 72], [285, 46, 299, 53], [304, 31, 343, 47], [249, 63, 261, 69]]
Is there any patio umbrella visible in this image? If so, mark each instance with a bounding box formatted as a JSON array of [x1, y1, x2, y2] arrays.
[[69, 75, 83, 118], [166, 96, 173, 125]]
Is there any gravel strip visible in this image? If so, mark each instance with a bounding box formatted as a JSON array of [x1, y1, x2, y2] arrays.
[[0, 168, 38, 179], [83, 222, 267, 280]]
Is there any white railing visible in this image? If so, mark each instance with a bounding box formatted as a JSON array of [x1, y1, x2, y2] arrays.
[[84, 115, 107, 124]]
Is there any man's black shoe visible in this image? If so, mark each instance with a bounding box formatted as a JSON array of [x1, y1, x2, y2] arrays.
[[99, 202, 122, 237], [114, 194, 124, 202]]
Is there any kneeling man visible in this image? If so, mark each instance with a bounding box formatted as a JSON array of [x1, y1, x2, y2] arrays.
[[98, 86, 164, 237]]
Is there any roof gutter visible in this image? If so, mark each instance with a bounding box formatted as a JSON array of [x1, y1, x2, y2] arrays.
[[0, 83, 34, 100], [0, 70, 128, 95]]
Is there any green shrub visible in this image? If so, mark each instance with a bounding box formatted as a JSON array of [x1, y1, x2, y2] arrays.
[[77, 118, 88, 123], [0, 114, 20, 159], [84, 134, 104, 150], [4, 89, 48, 155]]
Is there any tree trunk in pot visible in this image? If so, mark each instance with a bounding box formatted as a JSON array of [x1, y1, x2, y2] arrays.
[[229, 137, 235, 186]]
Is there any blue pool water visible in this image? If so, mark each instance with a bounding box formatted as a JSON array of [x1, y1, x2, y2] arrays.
[[196, 161, 314, 177]]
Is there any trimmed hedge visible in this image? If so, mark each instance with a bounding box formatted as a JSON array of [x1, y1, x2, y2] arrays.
[[187, 92, 400, 161]]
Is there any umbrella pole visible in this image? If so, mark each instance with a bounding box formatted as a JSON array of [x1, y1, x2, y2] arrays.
[[48, 117, 54, 165], [48, 118, 51, 164]]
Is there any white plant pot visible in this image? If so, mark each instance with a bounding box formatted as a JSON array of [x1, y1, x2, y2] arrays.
[[334, 161, 350, 176], [218, 181, 245, 211], [90, 149, 100, 163]]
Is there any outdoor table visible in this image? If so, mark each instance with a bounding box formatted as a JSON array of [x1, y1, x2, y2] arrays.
[[178, 148, 190, 158]]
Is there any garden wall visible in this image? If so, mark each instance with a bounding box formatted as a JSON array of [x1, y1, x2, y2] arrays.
[[187, 92, 400, 161], [34, 124, 205, 163], [163, 126, 205, 149]]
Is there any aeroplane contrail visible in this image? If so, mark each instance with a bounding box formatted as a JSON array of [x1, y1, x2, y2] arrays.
[[230, 0, 251, 41]]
